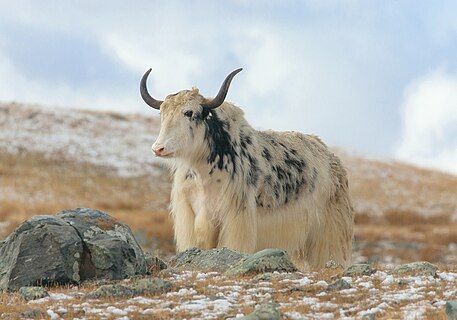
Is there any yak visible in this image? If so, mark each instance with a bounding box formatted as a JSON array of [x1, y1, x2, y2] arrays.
[[140, 68, 354, 269]]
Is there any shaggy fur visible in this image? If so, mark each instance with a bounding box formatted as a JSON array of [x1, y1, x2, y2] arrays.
[[152, 88, 354, 270]]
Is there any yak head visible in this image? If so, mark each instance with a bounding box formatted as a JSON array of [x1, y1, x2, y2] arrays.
[[140, 68, 242, 161]]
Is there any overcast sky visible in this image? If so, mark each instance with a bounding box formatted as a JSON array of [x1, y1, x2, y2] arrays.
[[1, 1, 457, 175]]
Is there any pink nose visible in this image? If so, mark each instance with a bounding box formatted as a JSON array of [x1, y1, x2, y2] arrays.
[[153, 146, 165, 156]]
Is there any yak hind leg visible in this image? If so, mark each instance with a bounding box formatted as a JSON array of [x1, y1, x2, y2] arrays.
[[293, 205, 353, 270], [218, 208, 257, 253]]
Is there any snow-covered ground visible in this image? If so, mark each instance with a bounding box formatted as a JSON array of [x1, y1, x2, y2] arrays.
[[15, 269, 457, 319], [0, 102, 162, 177]]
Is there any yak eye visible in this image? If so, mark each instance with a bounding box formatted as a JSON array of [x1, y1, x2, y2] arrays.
[[184, 110, 193, 118]]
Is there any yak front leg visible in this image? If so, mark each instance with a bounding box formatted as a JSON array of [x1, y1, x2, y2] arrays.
[[171, 188, 198, 252], [194, 211, 218, 249]]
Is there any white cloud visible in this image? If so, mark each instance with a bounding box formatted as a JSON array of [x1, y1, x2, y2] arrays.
[[396, 68, 457, 175], [1, 1, 457, 169]]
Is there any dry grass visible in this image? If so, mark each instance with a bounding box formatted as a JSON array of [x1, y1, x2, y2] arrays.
[[1, 266, 455, 319], [2, 150, 457, 263], [0, 151, 174, 255], [2, 104, 456, 319]]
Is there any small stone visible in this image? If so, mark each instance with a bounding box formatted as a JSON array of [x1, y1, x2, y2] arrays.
[[362, 313, 376, 320], [19, 286, 49, 300], [19, 309, 46, 319], [326, 279, 351, 291], [86, 283, 134, 299], [446, 301, 457, 320], [225, 249, 297, 276], [145, 253, 167, 274], [343, 264, 374, 276], [393, 261, 438, 277], [238, 303, 281, 320], [86, 277, 172, 299], [128, 278, 172, 295], [253, 273, 273, 281]]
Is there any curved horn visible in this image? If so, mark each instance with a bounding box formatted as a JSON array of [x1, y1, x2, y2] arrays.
[[201, 68, 243, 109], [140, 68, 163, 110]]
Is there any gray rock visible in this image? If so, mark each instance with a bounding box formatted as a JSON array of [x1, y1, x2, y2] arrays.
[[145, 253, 167, 274], [326, 279, 352, 291], [225, 249, 297, 276], [446, 301, 457, 320], [254, 273, 274, 281], [393, 261, 438, 277], [171, 247, 247, 272], [18, 286, 49, 300], [87, 277, 172, 299], [0, 208, 147, 291], [362, 313, 376, 320], [0, 215, 84, 291], [57, 208, 147, 280], [86, 283, 135, 299], [343, 264, 374, 276], [128, 278, 172, 294], [19, 309, 46, 319], [238, 303, 281, 320]]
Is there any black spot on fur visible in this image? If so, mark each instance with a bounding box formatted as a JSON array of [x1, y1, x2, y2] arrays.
[[185, 170, 194, 180], [284, 150, 305, 174], [247, 154, 259, 186], [262, 148, 272, 161], [274, 183, 280, 199], [204, 109, 237, 176], [201, 107, 210, 119], [274, 165, 287, 180], [255, 195, 264, 207]]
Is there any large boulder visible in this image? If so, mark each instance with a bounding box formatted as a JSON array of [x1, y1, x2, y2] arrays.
[[0, 208, 147, 291]]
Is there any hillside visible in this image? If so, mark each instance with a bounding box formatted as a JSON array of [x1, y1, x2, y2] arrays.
[[1, 101, 457, 265]]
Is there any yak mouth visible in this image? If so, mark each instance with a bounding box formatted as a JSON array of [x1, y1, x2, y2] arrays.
[[155, 151, 174, 158]]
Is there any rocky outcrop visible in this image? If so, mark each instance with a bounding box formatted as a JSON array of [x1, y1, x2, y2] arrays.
[[447, 301, 457, 320], [343, 264, 374, 276], [326, 279, 352, 291], [0, 208, 147, 291], [393, 261, 438, 277], [170, 247, 297, 276], [224, 249, 297, 276], [86, 277, 172, 299], [18, 287, 49, 301], [238, 303, 281, 320], [171, 247, 247, 272]]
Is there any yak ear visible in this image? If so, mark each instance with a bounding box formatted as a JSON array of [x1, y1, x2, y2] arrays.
[[201, 68, 243, 109], [201, 107, 211, 119], [140, 68, 163, 110]]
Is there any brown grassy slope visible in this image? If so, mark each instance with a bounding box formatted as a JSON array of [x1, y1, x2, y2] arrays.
[[1, 102, 457, 264], [0, 151, 174, 255], [1, 149, 457, 264]]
